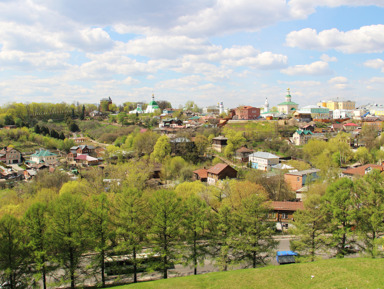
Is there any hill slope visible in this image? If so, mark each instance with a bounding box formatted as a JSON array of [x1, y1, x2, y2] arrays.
[[113, 258, 384, 289]]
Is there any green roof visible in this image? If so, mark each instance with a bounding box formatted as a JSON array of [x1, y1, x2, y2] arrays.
[[296, 129, 313, 135], [278, 101, 298, 106], [149, 100, 159, 107], [31, 150, 57, 157]]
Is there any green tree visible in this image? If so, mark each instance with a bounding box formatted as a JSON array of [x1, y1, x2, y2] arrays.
[[323, 178, 356, 257], [0, 214, 26, 289], [133, 130, 159, 156], [354, 170, 384, 257], [114, 188, 148, 283], [214, 205, 233, 271], [354, 146, 372, 164], [150, 135, 171, 163], [290, 194, 327, 262], [232, 194, 277, 268], [182, 195, 211, 275], [194, 134, 209, 156], [149, 190, 183, 279], [48, 192, 89, 288], [23, 202, 50, 289], [86, 193, 113, 287]]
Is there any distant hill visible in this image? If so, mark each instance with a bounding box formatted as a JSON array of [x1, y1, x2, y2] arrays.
[[113, 258, 384, 289]]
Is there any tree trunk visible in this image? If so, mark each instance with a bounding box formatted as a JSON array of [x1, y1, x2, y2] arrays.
[[133, 247, 137, 283], [193, 231, 197, 275]]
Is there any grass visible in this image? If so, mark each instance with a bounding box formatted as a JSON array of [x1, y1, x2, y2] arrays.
[[111, 258, 384, 289]]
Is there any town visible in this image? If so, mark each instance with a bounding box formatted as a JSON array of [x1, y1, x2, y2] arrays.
[[0, 90, 383, 288]]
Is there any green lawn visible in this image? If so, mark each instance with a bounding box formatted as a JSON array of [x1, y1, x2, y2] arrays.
[[112, 258, 384, 289]]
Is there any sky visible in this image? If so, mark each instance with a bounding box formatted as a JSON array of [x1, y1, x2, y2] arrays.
[[1, 1, 384, 110]]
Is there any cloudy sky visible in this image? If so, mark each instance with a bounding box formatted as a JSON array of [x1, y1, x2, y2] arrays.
[[1, 0, 384, 109]]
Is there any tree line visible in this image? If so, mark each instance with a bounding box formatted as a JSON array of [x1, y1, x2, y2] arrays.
[[0, 177, 276, 289], [291, 170, 384, 261]]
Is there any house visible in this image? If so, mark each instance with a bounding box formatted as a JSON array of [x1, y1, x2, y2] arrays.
[[248, 152, 279, 171], [300, 105, 330, 119], [212, 136, 228, 153], [207, 163, 237, 185], [341, 164, 384, 179], [343, 122, 359, 132], [269, 201, 304, 230], [68, 145, 96, 161], [193, 168, 208, 182], [233, 106, 260, 120], [293, 111, 312, 122], [284, 169, 320, 191], [0, 147, 22, 164], [75, 154, 99, 166], [29, 149, 57, 165], [235, 147, 253, 162], [24, 169, 37, 180], [290, 129, 314, 146]]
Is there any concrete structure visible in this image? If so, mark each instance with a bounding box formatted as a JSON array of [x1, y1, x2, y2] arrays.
[[333, 109, 353, 119], [233, 106, 260, 120], [0, 147, 22, 164], [145, 94, 160, 114], [278, 89, 298, 114], [248, 151, 279, 171], [318, 99, 355, 110], [284, 169, 320, 191], [301, 105, 330, 119]]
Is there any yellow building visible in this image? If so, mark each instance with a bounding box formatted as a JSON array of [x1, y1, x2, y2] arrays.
[[317, 100, 355, 110]]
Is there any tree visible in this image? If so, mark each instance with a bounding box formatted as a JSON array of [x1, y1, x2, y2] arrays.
[[86, 193, 113, 287], [231, 194, 277, 268], [149, 190, 183, 279], [150, 135, 171, 163], [194, 134, 209, 156], [48, 192, 89, 288], [0, 215, 26, 289], [354, 147, 372, 165], [114, 188, 148, 283], [354, 170, 384, 257], [23, 202, 50, 289], [68, 122, 80, 132], [181, 195, 211, 275], [323, 178, 356, 257], [132, 131, 159, 156], [214, 205, 233, 271], [80, 105, 85, 120], [290, 194, 327, 262]]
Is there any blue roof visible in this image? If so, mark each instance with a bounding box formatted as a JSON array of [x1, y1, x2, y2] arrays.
[[277, 251, 298, 256]]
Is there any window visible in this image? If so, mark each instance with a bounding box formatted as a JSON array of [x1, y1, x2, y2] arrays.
[[282, 213, 288, 219]]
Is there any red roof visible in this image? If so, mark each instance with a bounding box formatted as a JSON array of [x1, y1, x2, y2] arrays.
[[75, 154, 88, 160], [236, 147, 253, 153], [344, 123, 358, 127], [342, 164, 383, 176], [193, 168, 208, 179], [271, 201, 304, 211], [207, 163, 231, 175]]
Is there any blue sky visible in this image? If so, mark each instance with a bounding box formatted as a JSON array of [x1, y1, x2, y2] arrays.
[[0, 0, 384, 109]]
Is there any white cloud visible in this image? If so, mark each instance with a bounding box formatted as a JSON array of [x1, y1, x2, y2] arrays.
[[364, 59, 384, 72], [286, 25, 384, 53], [320, 54, 337, 62], [281, 61, 331, 76], [329, 76, 349, 89], [288, 0, 384, 18]]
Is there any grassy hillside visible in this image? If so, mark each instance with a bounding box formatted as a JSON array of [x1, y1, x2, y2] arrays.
[[112, 258, 384, 289]]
